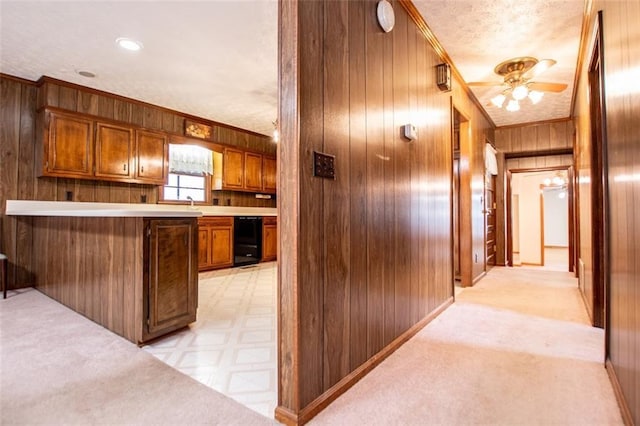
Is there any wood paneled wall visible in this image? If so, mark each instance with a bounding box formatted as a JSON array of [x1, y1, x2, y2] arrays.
[[278, 1, 490, 423], [0, 75, 275, 290], [494, 121, 574, 266], [574, 1, 640, 424]]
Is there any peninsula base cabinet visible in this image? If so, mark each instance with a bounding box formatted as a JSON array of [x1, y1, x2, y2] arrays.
[[32, 216, 198, 345]]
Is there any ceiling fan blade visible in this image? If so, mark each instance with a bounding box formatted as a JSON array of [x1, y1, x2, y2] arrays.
[[523, 59, 556, 80], [467, 81, 504, 87], [528, 81, 568, 92]]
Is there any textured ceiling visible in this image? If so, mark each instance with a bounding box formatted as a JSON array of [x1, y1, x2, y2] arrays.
[[413, 0, 585, 127], [0, 1, 278, 136], [1, 1, 584, 134]]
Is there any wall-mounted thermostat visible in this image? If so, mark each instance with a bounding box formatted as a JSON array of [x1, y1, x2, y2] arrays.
[[403, 124, 417, 141]]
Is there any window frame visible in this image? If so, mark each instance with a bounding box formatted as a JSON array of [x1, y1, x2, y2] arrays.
[[157, 136, 222, 205]]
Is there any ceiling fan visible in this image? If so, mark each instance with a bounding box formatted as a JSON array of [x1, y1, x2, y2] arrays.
[[468, 57, 568, 112]]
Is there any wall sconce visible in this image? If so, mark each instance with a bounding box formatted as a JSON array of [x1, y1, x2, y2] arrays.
[[436, 63, 451, 92]]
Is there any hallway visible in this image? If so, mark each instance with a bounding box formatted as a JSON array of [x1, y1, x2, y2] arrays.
[[312, 267, 622, 425]]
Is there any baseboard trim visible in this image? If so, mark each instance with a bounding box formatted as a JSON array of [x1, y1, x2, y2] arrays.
[[472, 271, 486, 285], [274, 406, 299, 426], [277, 296, 454, 425], [605, 358, 634, 426]]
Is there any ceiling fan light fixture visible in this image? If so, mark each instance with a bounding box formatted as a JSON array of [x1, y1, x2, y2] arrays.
[[529, 90, 544, 104], [490, 94, 506, 108], [511, 84, 529, 100], [506, 99, 520, 112]]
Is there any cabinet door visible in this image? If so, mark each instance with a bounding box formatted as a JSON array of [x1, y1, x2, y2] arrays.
[[95, 122, 134, 179], [262, 220, 277, 262], [198, 226, 212, 270], [146, 219, 197, 336], [244, 152, 263, 191], [136, 130, 168, 184], [46, 111, 94, 178], [262, 156, 277, 194], [212, 226, 234, 268], [223, 148, 244, 189]]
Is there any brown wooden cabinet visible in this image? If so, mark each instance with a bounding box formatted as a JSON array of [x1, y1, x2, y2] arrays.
[[45, 111, 94, 178], [222, 146, 276, 194], [95, 122, 134, 179], [262, 216, 277, 262], [31, 215, 198, 345], [39, 108, 169, 186], [244, 152, 263, 191], [223, 148, 244, 189], [262, 156, 277, 194], [145, 219, 198, 340], [135, 129, 168, 184], [198, 217, 234, 271]]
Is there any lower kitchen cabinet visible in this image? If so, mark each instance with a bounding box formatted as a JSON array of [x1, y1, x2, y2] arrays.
[[30, 215, 198, 345], [198, 217, 234, 271], [262, 216, 277, 262]]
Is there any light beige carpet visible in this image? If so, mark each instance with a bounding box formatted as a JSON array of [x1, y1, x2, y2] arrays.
[[0, 288, 274, 425], [311, 267, 623, 425]]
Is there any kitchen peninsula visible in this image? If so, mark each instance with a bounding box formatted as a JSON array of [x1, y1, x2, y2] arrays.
[[5, 200, 276, 345]]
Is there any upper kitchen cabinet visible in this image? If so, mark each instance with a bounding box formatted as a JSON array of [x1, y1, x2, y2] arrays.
[[262, 156, 277, 194], [95, 122, 134, 180], [38, 108, 169, 186], [244, 152, 263, 191], [135, 130, 168, 185], [43, 110, 94, 178], [221, 146, 276, 194], [222, 147, 244, 190]]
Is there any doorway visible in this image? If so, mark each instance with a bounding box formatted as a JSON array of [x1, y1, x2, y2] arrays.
[[508, 167, 574, 272], [452, 107, 472, 287]]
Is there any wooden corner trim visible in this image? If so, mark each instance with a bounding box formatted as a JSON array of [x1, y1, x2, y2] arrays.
[[495, 117, 573, 130], [605, 358, 634, 426], [504, 148, 573, 159], [0, 73, 37, 86], [282, 297, 454, 425], [34, 75, 269, 138]]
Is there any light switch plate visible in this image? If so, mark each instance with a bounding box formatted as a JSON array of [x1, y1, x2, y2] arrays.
[[313, 151, 336, 180]]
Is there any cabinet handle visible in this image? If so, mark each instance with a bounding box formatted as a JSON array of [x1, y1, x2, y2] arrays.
[[141, 166, 144, 173], [123, 164, 127, 171]]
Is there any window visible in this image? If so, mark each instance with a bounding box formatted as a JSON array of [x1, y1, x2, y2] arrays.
[[162, 173, 208, 202], [159, 143, 213, 204]]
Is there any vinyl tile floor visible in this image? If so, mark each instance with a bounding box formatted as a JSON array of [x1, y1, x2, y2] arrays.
[[143, 262, 277, 419]]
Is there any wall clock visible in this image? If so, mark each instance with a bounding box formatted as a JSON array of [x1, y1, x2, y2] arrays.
[[377, 0, 395, 33]]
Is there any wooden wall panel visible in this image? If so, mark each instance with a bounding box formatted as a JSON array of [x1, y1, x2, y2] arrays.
[[573, 1, 640, 423], [32, 216, 144, 343], [0, 75, 276, 290], [277, 0, 491, 422]]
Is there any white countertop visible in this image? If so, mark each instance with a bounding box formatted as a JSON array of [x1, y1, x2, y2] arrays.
[[5, 200, 277, 218]]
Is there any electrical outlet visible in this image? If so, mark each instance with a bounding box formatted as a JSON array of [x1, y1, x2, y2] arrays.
[[140, 194, 147, 203], [65, 191, 73, 201], [313, 151, 336, 180]]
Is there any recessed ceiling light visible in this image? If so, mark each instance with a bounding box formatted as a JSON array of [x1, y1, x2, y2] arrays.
[[77, 70, 96, 78], [116, 37, 143, 51]]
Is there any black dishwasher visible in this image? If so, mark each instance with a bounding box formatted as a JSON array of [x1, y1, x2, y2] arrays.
[[234, 217, 262, 266]]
